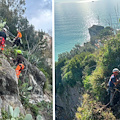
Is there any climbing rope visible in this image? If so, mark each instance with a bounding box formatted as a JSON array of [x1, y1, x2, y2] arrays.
[[7, 30, 15, 38]]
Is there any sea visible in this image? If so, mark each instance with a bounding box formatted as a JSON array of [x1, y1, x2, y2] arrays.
[[55, 0, 120, 61]]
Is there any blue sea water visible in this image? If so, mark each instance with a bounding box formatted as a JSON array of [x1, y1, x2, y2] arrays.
[[55, 0, 120, 61]]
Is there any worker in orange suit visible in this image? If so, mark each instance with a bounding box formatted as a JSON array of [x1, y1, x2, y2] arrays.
[[16, 63, 24, 79], [13, 50, 25, 80], [13, 29, 22, 47]]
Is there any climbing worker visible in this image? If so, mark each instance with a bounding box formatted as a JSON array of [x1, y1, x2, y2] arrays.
[[0, 28, 7, 51], [108, 68, 120, 106], [13, 50, 25, 80], [12, 29, 22, 47]]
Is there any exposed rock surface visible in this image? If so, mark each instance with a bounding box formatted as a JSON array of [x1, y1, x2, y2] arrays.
[[55, 82, 84, 120], [0, 56, 49, 119], [88, 25, 104, 44], [0, 57, 25, 118], [24, 59, 46, 93], [22, 60, 49, 104], [89, 25, 104, 37]]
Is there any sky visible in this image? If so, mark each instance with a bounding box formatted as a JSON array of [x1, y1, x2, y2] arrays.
[[25, 0, 52, 35], [55, 0, 99, 3]]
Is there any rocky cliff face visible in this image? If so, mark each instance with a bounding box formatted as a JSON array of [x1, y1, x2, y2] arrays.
[[0, 57, 25, 118], [55, 82, 84, 120], [55, 25, 107, 120], [24, 59, 46, 95], [0, 55, 49, 119], [55, 25, 115, 120], [88, 25, 104, 44], [21, 59, 51, 104]]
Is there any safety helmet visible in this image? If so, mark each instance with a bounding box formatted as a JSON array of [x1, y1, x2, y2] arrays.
[[16, 50, 22, 54], [3, 28, 7, 32], [112, 68, 120, 73], [16, 29, 19, 32]]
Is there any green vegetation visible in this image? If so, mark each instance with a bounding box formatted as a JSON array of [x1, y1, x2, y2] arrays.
[[0, 0, 52, 92], [21, 96, 52, 120], [0, 0, 52, 119], [2, 46, 52, 120], [75, 94, 116, 120], [56, 26, 120, 119], [19, 82, 52, 119], [1, 105, 42, 120], [0, 0, 52, 93], [99, 27, 114, 39], [56, 27, 117, 97], [56, 51, 96, 94]]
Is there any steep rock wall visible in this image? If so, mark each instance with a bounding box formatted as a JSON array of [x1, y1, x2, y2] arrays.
[[88, 25, 104, 44], [0, 57, 25, 118], [55, 83, 84, 120], [0, 56, 48, 119]]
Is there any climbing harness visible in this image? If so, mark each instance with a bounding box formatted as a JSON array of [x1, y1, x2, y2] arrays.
[[19, 64, 24, 71]]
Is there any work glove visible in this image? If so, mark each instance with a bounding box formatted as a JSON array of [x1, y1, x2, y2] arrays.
[[20, 39, 23, 44], [13, 38, 16, 42]]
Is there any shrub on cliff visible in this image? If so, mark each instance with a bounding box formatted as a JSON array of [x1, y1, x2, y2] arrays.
[[76, 94, 116, 120], [83, 35, 120, 102]]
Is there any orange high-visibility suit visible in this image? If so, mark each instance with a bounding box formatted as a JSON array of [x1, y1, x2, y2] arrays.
[[13, 31, 22, 47], [14, 53, 25, 80], [17, 32, 22, 38], [15, 63, 24, 79]]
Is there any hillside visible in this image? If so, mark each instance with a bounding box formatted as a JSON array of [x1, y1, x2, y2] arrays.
[[0, 0, 52, 120], [55, 25, 120, 120]]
